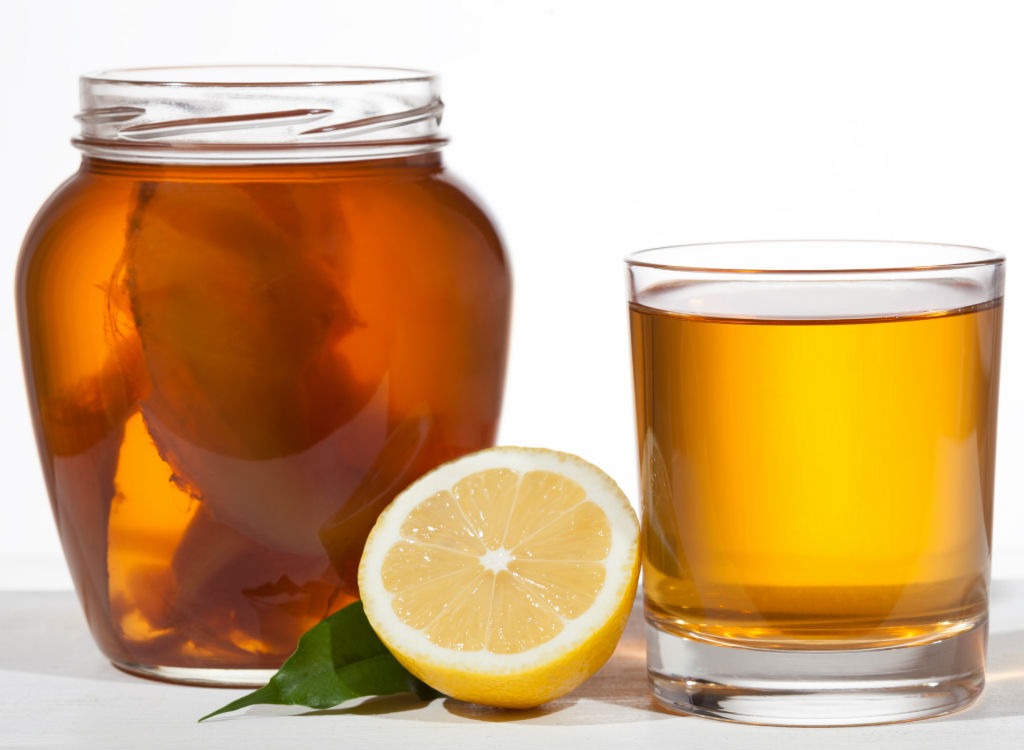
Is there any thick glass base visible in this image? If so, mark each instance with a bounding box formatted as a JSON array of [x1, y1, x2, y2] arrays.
[[647, 622, 987, 726], [112, 661, 277, 688]]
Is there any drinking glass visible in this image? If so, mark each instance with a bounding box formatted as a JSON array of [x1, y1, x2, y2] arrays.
[[626, 241, 1004, 726]]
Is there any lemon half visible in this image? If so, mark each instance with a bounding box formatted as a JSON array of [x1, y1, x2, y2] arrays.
[[357, 447, 640, 708]]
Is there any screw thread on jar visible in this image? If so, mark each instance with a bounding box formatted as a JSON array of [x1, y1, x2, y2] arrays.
[[73, 65, 448, 164]]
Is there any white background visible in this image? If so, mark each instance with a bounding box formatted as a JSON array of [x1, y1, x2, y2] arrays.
[[1, 0, 1022, 588]]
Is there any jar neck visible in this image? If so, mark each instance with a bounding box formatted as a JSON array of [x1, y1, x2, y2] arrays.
[[74, 66, 448, 165], [80, 151, 444, 180]]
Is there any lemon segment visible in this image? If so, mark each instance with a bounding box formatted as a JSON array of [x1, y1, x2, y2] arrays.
[[358, 447, 640, 708]]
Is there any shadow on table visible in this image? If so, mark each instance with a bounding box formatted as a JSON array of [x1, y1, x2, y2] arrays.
[[938, 627, 1024, 723], [9, 589, 1017, 726], [212, 599, 671, 726], [302, 597, 669, 726], [0, 592, 667, 725], [941, 580, 1024, 723], [439, 598, 675, 725], [0, 591, 133, 684]]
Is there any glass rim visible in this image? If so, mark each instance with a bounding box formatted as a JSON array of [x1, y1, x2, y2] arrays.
[[625, 240, 1005, 275], [80, 64, 436, 88]]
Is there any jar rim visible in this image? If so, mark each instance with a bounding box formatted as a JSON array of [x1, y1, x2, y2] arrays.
[[74, 64, 447, 164], [82, 64, 437, 87]]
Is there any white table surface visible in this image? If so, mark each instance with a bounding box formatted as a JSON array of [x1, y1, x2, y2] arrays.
[[2, 583, 1022, 750]]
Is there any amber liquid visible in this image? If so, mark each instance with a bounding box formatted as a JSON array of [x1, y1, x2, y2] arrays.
[[631, 288, 1000, 647], [18, 155, 510, 671]]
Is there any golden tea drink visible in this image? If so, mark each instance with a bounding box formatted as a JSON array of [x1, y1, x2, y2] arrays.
[[632, 297, 1000, 645], [16, 67, 511, 685], [626, 241, 1004, 726]]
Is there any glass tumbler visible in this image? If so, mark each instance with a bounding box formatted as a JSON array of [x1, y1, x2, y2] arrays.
[[627, 241, 1003, 726]]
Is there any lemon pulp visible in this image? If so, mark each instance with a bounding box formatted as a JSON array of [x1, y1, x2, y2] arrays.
[[382, 468, 611, 653]]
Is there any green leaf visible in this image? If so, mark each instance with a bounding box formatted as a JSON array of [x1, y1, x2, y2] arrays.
[[199, 601, 442, 721]]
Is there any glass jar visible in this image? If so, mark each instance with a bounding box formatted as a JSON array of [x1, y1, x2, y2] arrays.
[[16, 66, 512, 685]]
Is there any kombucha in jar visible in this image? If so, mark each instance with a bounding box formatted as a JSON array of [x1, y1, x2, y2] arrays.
[[16, 66, 512, 685]]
